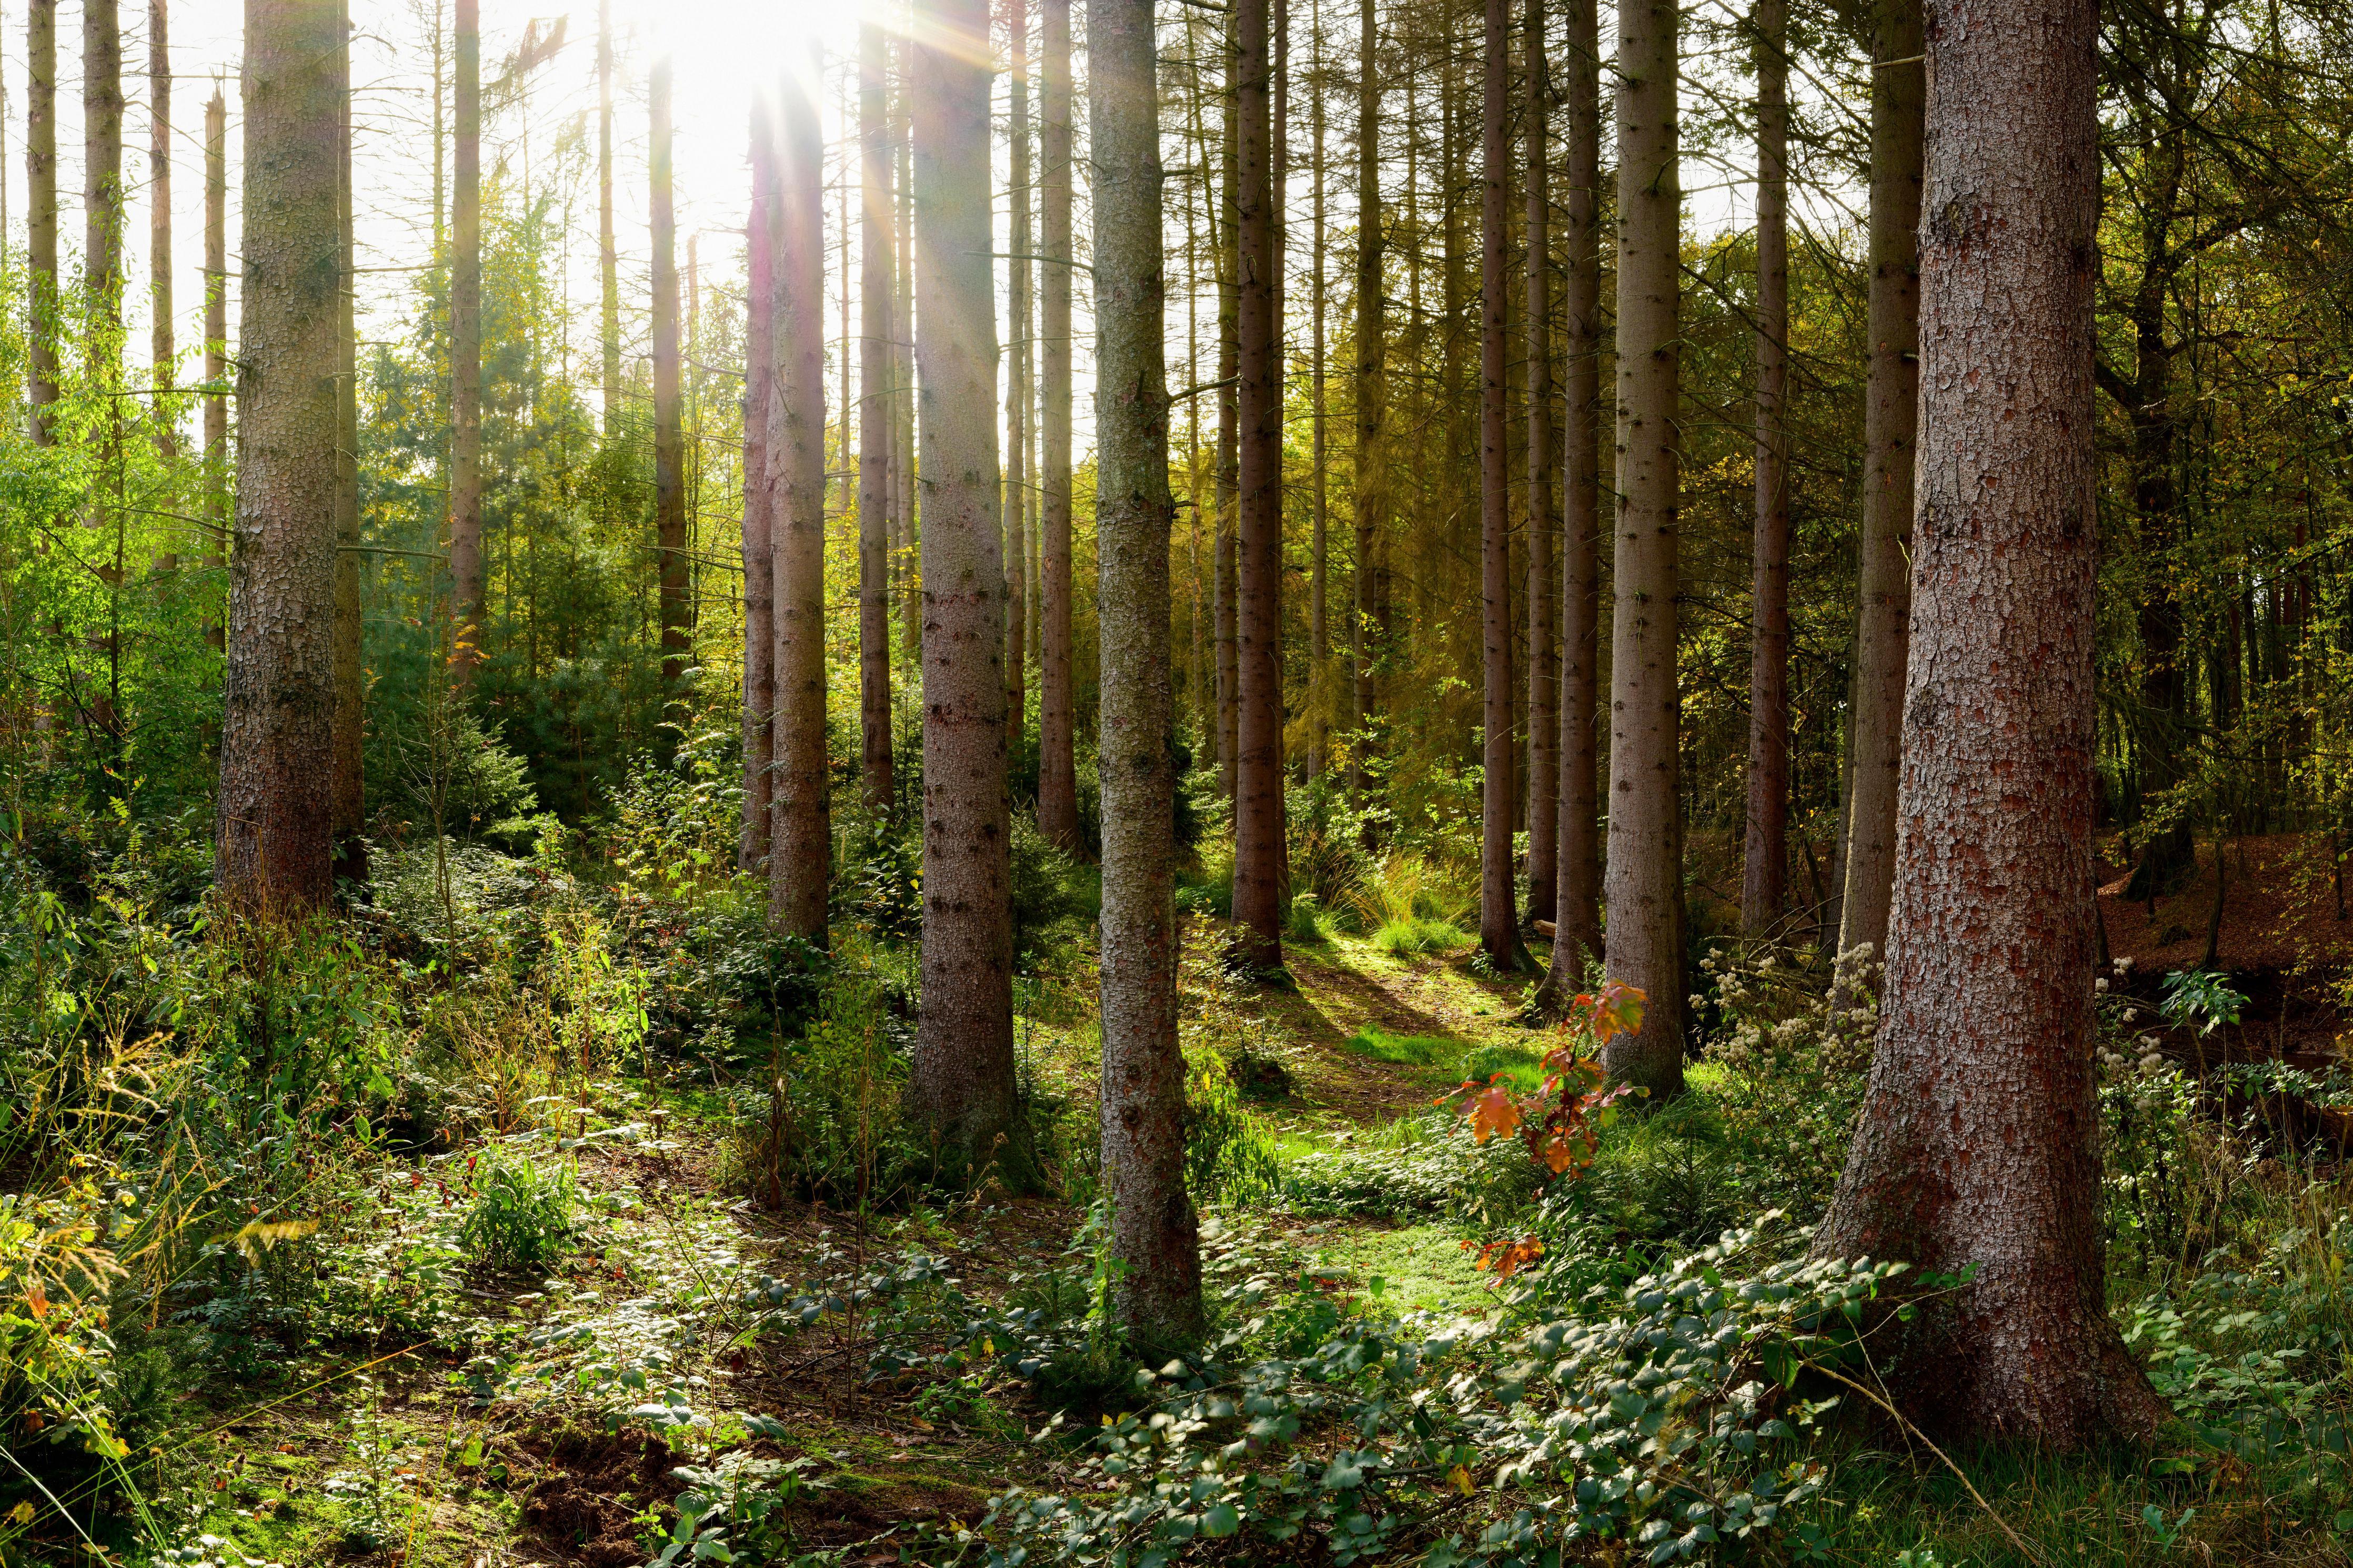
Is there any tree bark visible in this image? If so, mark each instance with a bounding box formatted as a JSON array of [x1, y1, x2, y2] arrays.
[[449, 0, 482, 677], [739, 105, 778, 874], [204, 85, 226, 536], [1816, 0, 2165, 1445], [149, 0, 172, 429], [859, 22, 896, 816], [769, 48, 830, 944], [597, 0, 618, 433], [896, 35, 921, 663], [1477, 0, 1521, 971], [1233, 0, 1285, 972], [651, 58, 688, 686], [217, 0, 341, 916], [85, 0, 122, 329], [1214, 40, 1240, 808], [1005, 0, 1031, 745], [27, 0, 57, 444], [1350, 0, 1383, 801], [1091, 0, 1204, 1348], [1037, 0, 1081, 850], [911, 0, 1025, 1188], [331, 0, 365, 884], [1739, 0, 1788, 938], [1836, 0, 1924, 972], [1601, 0, 1684, 1091], [1522, 0, 1556, 927], [1306, 2, 1328, 782], [1540, 0, 1604, 997]]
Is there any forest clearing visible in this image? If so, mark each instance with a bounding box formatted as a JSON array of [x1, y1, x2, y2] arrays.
[[7, 0, 2353, 1559]]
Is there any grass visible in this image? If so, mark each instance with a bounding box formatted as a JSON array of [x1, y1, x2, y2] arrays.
[[1372, 915, 1470, 956], [1299, 1222, 1499, 1315], [1342, 1027, 1455, 1067]]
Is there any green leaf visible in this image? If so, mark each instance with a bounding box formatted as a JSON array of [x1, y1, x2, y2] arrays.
[[1202, 1503, 1241, 1538]]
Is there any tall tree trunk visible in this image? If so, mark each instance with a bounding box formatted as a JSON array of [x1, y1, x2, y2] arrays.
[[911, 0, 1025, 1187], [1522, 0, 1556, 925], [85, 0, 122, 331], [1739, 0, 1788, 938], [331, 0, 364, 884], [1601, 0, 1685, 1090], [739, 106, 777, 874], [217, 0, 340, 915], [1541, 0, 1604, 996], [148, 0, 172, 431], [1306, 0, 1328, 783], [859, 22, 896, 814], [1476, 0, 1521, 970], [1350, 0, 1382, 800], [896, 35, 920, 663], [1005, 0, 1031, 744], [204, 86, 227, 543], [27, 0, 57, 444], [1816, 0, 2165, 1444], [651, 58, 688, 686], [770, 50, 831, 942], [597, 0, 618, 433], [450, 0, 482, 677], [1214, 42, 1240, 807], [1036, 0, 1081, 849], [1836, 0, 1924, 972], [1091, 0, 1203, 1347], [1234, 0, 1284, 971]]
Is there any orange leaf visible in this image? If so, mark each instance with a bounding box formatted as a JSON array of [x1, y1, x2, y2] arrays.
[[23, 1283, 47, 1321], [1462, 1081, 1524, 1144]]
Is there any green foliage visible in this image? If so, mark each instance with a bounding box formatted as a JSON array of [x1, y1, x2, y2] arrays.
[[456, 1144, 581, 1272], [1694, 945, 1878, 1220], [1183, 1049, 1283, 1203]]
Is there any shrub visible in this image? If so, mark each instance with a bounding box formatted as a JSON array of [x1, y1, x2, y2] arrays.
[[1697, 944, 1877, 1219], [457, 1145, 580, 1272]]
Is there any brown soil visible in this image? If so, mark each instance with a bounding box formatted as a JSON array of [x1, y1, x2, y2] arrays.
[[513, 1426, 683, 1568]]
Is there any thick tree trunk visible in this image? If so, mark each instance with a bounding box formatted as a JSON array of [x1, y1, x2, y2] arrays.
[[597, 0, 618, 433], [1350, 0, 1383, 800], [1214, 56, 1240, 811], [1602, 0, 1685, 1090], [739, 107, 778, 874], [1005, 1, 1031, 745], [1037, 0, 1081, 850], [769, 49, 830, 944], [1233, 0, 1285, 972], [449, 0, 482, 677], [1522, 0, 1556, 927], [85, 0, 122, 328], [1091, 0, 1204, 1348], [1540, 0, 1604, 997], [651, 59, 688, 686], [1739, 0, 1788, 938], [217, 0, 341, 916], [149, 0, 172, 425], [896, 37, 921, 663], [1306, 8, 1328, 783], [27, 0, 57, 443], [1477, 0, 1521, 971], [1816, 0, 2164, 1445], [205, 87, 227, 535], [1836, 0, 1924, 971], [859, 22, 896, 815], [331, 0, 365, 884], [911, 0, 1024, 1188]]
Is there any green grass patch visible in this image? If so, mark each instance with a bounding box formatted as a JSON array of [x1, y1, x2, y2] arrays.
[[1342, 1027, 1456, 1067], [1300, 1222, 1496, 1315], [1372, 916, 1469, 956], [1457, 1041, 1543, 1092]]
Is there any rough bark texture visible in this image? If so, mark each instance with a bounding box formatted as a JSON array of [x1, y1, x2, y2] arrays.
[[1036, 0, 1081, 851], [1214, 50, 1240, 807], [1233, 0, 1285, 973], [911, 0, 1024, 1188], [1602, 0, 1685, 1090], [769, 53, 830, 944], [1477, 0, 1520, 970], [85, 0, 122, 325], [449, 0, 482, 676], [1522, 0, 1556, 927], [739, 107, 778, 874], [1306, 9, 1328, 781], [1836, 0, 1924, 970], [651, 59, 688, 686], [597, 0, 618, 432], [149, 0, 172, 415], [331, 0, 365, 884], [217, 0, 341, 916], [27, 0, 57, 443], [1739, 0, 1789, 938], [1090, 0, 1204, 1347], [1005, 0, 1032, 744], [1350, 0, 1383, 800], [204, 87, 226, 528], [1816, 0, 2165, 1446], [859, 23, 896, 815], [1540, 0, 1603, 999], [896, 38, 920, 661]]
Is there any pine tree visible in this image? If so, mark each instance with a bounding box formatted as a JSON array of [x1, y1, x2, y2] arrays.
[[450, 0, 483, 675], [1035, 0, 1081, 851], [1739, 0, 1789, 937], [858, 22, 896, 814]]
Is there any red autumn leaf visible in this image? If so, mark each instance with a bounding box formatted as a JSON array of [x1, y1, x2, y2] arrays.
[[1460, 1078, 1524, 1144]]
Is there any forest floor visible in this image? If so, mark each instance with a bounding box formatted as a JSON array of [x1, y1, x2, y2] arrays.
[[164, 926, 1543, 1568]]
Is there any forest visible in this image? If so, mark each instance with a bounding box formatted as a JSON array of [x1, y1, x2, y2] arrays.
[[5, 0, 2353, 1557]]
